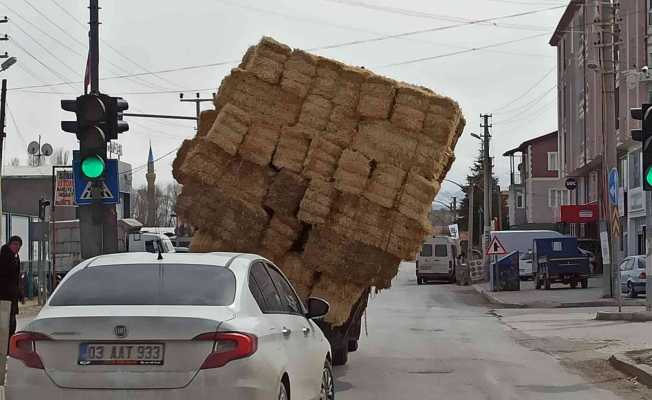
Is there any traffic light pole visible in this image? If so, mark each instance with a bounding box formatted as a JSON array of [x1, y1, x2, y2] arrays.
[[79, 0, 118, 258], [647, 191, 652, 312]]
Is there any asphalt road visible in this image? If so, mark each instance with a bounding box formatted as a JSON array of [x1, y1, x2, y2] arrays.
[[333, 262, 626, 400]]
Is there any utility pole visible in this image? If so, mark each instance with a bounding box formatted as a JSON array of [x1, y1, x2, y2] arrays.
[[467, 186, 474, 259], [180, 92, 214, 129], [0, 79, 6, 244], [452, 196, 457, 225], [480, 114, 493, 257], [596, 1, 619, 298]]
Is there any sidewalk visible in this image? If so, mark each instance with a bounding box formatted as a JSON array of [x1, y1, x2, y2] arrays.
[[473, 277, 646, 308]]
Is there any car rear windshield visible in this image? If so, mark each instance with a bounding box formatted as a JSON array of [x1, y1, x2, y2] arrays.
[[435, 245, 448, 257], [639, 258, 647, 269], [49, 264, 236, 306], [421, 244, 433, 257]]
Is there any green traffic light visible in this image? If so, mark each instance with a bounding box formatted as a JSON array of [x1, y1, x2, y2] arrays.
[[647, 166, 652, 187], [81, 155, 105, 179]]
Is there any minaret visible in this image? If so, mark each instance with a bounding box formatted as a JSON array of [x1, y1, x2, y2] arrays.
[[146, 143, 157, 226]]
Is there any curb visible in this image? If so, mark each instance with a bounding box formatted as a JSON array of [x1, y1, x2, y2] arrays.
[[472, 285, 526, 308], [472, 284, 642, 309], [596, 311, 652, 322], [609, 353, 652, 387]]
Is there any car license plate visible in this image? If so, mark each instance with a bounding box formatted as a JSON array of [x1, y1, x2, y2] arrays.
[[78, 343, 165, 366]]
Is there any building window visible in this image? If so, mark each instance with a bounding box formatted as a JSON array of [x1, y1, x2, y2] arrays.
[[516, 192, 524, 208], [549, 189, 570, 208], [548, 152, 559, 171], [630, 149, 642, 189]]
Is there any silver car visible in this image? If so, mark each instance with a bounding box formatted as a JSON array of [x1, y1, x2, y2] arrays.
[[7, 252, 334, 400], [619, 255, 647, 298]]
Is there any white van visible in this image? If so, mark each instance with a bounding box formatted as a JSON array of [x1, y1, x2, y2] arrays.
[[490, 230, 563, 280], [416, 236, 459, 284], [127, 232, 176, 254]]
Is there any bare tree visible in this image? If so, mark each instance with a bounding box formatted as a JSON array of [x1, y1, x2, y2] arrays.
[[51, 148, 70, 165], [132, 182, 180, 227]]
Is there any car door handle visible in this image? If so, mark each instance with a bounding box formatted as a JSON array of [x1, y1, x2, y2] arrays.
[[302, 327, 310, 335], [281, 327, 292, 336]]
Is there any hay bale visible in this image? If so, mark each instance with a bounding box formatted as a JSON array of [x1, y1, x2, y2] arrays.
[[197, 109, 218, 138], [386, 211, 432, 260], [397, 168, 441, 222], [311, 58, 341, 100], [353, 120, 418, 170], [298, 178, 337, 225], [215, 69, 302, 126], [172, 138, 232, 187], [264, 169, 308, 216], [310, 273, 367, 325], [242, 36, 291, 84], [303, 137, 343, 181], [172, 36, 466, 325], [278, 252, 316, 300], [298, 94, 333, 131], [261, 216, 302, 262], [272, 125, 311, 173], [238, 121, 281, 166], [333, 150, 371, 195], [358, 76, 396, 119], [363, 163, 406, 208], [206, 103, 250, 156], [281, 50, 318, 98]]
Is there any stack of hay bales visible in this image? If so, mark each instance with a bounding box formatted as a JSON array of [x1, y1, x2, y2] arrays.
[[173, 37, 465, 326]]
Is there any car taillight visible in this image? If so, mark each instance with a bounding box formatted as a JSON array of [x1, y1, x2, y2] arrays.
[[640, 272, 647, 280], [193, 332, 257, 369], [9, 332, 51, 369]]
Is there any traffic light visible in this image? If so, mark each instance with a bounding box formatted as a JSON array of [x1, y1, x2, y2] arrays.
[[630, 104, 652, 190], [61, 94, 129, 180]]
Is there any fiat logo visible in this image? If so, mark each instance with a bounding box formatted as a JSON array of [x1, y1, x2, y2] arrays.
[[114, 325, 128, 338]]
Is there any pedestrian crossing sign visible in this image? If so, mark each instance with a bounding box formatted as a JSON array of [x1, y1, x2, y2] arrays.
[[73, 152, 120, 205], [79, 181, 114, 201]]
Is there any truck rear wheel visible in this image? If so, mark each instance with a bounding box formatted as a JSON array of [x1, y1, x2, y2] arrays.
[[535, 277, 542, 289], [581, 278, 588, 289], [348, 339, 359, 352], [332, 346, 349, 366], [544, 277, 551, 290]]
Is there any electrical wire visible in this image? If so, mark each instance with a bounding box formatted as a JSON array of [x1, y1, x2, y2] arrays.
[[5, 101, 28, 147], [120, 147, 180, 177], [494, 84, 557, 117], [493, 67, 555, 112], [318, 0, 554, 32], [11, 37, 78, 90], [47, 0, 182, 90], [380, 32, 549, 67]]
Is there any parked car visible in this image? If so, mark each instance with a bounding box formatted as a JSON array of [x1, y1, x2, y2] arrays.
[[416, 236, 460, 284], [619, 255, 647, 298], [519, 251, 534, 280], [7, 252, 334, 400]]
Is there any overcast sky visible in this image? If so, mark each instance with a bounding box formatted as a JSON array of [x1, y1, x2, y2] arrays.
[[1, 0, 565, 204]]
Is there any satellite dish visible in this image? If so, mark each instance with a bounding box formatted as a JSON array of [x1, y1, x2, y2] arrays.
[[27, 141, 39, 155], [41, 143, 53, 157]]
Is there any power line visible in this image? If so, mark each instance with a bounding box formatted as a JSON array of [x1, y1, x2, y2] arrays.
[[121, 146, 180, 177], [216, 0, 552, 60], [305, 4, 565, 52], [11, 37, 78, 90], [319, 0, 553, 32], [380, 32, 549, 67], [5, 101, 28, 147], [496, 84, 556, 116], [47, 0, 181, 90], [493, 67, 555, 112]]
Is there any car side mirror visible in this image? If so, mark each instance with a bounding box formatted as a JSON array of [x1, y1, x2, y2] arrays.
[[306, 297, 330, 320]]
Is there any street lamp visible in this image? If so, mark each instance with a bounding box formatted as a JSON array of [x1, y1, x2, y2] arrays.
[[443, 178, 465, 190], [1, 56, 16, 72], [470, 133, 482, 141]]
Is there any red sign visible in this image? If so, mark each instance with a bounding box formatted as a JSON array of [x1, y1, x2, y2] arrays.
[[560, 203, 599, 223], [486, 236, 507, 256]]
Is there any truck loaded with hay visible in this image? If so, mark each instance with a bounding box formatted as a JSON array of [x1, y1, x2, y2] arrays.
[[172, 37, 465, 365]]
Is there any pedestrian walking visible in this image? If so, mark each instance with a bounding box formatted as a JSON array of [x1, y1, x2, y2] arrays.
[[0, 236, 23, 339]]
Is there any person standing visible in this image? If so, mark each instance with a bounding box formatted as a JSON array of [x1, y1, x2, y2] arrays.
[[0, 236, 23, 338]]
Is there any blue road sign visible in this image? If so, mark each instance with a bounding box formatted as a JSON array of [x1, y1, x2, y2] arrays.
[[73, 151, 119, 205], [608, 168, 618, 205]]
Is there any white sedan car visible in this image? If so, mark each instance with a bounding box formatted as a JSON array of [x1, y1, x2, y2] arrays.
[[7, 252, 334, 400]]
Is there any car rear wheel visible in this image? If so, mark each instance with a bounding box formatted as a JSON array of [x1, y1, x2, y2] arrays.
[[279, 380, 289, 400], [628, 282, 638, 298], [320, 360, 335, 400]]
